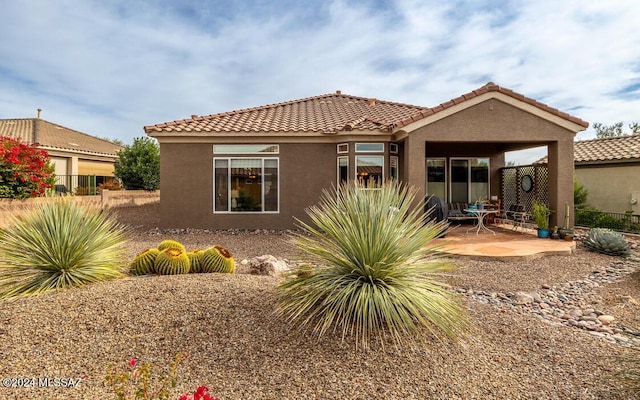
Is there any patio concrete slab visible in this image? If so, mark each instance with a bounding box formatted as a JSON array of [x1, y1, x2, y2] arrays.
[[434, 224, 576, 259]]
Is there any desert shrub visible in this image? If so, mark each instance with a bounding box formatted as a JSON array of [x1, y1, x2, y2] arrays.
[[575, 206, 626, 230], [0, 136, 55, 198], [0, 199, 127, 299], [276, 180, 466, 348]]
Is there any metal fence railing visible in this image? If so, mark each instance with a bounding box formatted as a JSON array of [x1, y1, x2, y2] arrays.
[[575, 208, 640, 234], [53, 175, 120, 196]]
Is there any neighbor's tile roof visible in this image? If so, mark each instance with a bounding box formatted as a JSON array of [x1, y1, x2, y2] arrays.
[[574, 134, 640, 163], [144, 82, 589, 135], [0, 118, 122, 156]]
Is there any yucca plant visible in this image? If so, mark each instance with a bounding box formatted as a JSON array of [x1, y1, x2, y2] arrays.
[[0, 199, 127, 300], [275, 180, 466, 348]]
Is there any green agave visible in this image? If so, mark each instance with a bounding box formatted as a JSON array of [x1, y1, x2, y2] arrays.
[[130, 248, 159, 275], [157, 239, 186, 253], [583, 228, 630, 257], [154, 247, 190, 275], [201, 245, 236, 273], [276, 180, 466, 348], [187, 250, 205, 273], [0, 198, 127, 300]]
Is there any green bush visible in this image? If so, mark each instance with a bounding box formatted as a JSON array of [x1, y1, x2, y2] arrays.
[[114, 137, 160, 190], [276, 180, 466, 348], [0, 199, 127, 299]]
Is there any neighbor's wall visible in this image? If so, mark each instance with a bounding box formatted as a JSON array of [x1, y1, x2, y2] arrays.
[[0, 190, 159, 228], [575, 163, 640, 214]]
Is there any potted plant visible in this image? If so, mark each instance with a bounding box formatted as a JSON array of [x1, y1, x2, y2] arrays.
[[559, 202, 571, 239], [531, 201, 552, 238], [550, 226, 560, 240]]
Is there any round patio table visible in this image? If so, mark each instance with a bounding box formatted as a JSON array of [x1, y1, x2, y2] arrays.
[[463, 208, 499, 235]]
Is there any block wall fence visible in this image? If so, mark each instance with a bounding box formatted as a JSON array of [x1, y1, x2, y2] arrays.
[[0, 190, 160, 228]]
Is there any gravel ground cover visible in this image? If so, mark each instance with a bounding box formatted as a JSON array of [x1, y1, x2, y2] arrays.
[[0, 203, 639, 399]]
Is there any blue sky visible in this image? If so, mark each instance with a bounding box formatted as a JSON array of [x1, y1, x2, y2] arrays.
[[1, 0, 639, 163]]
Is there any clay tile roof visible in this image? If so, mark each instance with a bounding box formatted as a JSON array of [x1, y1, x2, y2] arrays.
[[144, 92, 428, 135], [392, 82, 589, 130], [0, 118, 122, 156], [574, 134, 640, 163], [145, 82, 589, 135]]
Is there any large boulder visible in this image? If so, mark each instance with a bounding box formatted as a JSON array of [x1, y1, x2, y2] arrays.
[[248, 255, 290, 276]]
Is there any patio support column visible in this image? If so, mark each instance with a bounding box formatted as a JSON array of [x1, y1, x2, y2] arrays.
[[404, 135, 426, 207], [548, 139, 574, 228]]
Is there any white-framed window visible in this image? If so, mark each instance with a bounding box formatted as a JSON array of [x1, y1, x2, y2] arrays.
[[213, 144, 279, 154], [214, 157, 279, 213], [390, 156, 398, 180], [337, 156, 349, 184], [389, 143, 398, 154], [355, 143, 384, 153], [337, 143, 349, 154], [356, 156, 384, 187]]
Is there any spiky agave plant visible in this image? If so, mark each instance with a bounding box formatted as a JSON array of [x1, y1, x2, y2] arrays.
[[276, 180, 466, 348], [0, 199, 127, 300], [130, 248, 159, 275]]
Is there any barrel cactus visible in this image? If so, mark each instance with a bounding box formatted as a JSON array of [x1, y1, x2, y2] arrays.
[[130, 248, 159, 275], [187, 249, 205, 273], [201, 245, 236, 274], [582, 228, 630, 257], [154, 247, 191, 275], [157, 239, 186, 253], [296, 263, 315, 279]]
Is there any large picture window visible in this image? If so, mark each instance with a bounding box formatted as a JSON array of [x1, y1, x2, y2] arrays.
[[214, 158, 278, 213]]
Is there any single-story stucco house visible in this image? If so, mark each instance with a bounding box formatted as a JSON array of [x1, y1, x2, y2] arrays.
[[573, 134, 640, 214], [0, 112, 123, 193], [144, 82, 588, 230]]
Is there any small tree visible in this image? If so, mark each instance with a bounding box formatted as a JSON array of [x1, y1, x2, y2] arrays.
[[593, 121, 640, 138], [115, 137, 160, 190], [574, 179, 588, 208], [0, 136, 55, 199]]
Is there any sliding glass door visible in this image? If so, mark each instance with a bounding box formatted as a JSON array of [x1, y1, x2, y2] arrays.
[[426, 157, 490, 203]]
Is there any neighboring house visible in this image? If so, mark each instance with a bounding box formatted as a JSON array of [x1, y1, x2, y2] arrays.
[[144, 82, 588, 230], [0, 112, 123, 193], [573, 135, 640, 214]]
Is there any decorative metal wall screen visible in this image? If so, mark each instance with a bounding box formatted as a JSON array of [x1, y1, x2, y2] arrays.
[[500, 164, 549, 211]]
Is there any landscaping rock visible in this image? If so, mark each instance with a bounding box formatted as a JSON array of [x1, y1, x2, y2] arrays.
[[248, 255, 290, 276]]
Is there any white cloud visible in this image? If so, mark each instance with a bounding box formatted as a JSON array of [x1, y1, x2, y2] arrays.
[[1, 0, 640, 157]]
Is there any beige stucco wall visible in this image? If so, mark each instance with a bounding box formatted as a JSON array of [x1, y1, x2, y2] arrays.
[[575, 163, 640, 214], [158, 142, 337, 229], [405, 99, 577, 227]]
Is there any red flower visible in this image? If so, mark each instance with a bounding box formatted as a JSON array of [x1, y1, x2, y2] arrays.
[[128, 358, 137, 368]]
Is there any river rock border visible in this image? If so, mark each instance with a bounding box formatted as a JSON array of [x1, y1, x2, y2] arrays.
[[458, 253, 640, 346]]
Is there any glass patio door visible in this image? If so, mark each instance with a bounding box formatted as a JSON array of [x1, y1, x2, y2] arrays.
[[450, 159, 469, 203]]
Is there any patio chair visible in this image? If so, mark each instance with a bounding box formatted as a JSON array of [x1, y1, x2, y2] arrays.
[[499, 204, 530, 231]]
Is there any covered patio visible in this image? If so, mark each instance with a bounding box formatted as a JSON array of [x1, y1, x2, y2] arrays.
[[435, 224, 576, 259]]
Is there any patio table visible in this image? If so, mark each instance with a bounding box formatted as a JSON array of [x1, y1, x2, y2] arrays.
[[463, 208, 499, 235]]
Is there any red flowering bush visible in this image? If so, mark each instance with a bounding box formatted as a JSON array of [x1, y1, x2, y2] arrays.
[[179, 386, 219, 400], [0, 136, 55, 198]]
